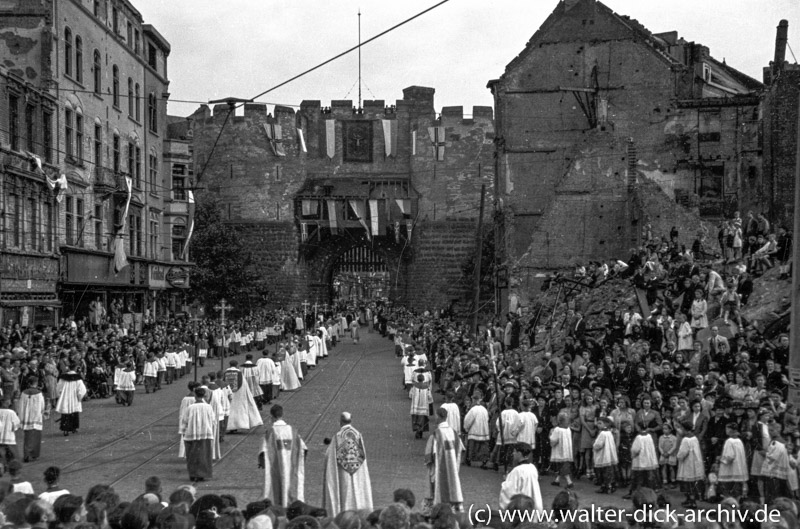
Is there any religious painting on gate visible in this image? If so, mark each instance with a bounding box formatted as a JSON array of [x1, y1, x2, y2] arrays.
[[342, 121, 373, 163]]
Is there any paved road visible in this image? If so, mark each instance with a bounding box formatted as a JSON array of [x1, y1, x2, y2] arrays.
[[22, 330, 691, 511]]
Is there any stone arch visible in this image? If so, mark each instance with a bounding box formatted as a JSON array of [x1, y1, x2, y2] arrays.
[[302, 233, 410, 304]]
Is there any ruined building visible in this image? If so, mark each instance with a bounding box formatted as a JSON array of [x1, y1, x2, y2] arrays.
[[489, 0, 764, 312], [188, 87, 494, 310]]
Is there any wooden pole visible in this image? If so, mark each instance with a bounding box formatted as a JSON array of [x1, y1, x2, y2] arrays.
[[472, 180, 486, 338]]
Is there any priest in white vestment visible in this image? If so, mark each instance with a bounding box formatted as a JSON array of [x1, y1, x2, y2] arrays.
[[499, 443, 543, 510], [55, 369, 86, 436], [241, 356, 263, 408], [261, 404, 307, 506], [256, 351, 277, 405], [178, 382, 199, 458], [425, 408, 464, 509], [279, 345, 301, 391], [322, 412, 373, 516], [224, 361, 263, 432], [17, 375, 44, 462], [181, 387, 216, 481]]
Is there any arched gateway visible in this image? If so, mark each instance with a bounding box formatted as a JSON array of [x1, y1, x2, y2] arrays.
[[331, 245, 389, 304]]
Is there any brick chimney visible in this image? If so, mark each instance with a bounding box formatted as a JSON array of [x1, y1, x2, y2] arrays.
[[774, 19, 789, 76]]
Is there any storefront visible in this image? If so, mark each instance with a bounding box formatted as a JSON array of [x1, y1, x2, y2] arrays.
[[149, 263, 191, 319], [60, 248, 148, 330], [0, 253, 61, 328]]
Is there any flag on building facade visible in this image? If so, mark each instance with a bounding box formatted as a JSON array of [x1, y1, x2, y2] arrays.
[[264, 123, 286, 157], [180, 190, 195, 260], [325, 120, 336, 159]]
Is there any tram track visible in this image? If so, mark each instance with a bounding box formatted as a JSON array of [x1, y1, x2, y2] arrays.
[[67, 346, 339, 488]]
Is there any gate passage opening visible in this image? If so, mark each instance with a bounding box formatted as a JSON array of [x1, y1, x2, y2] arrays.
[[331, 246, 388, 304]]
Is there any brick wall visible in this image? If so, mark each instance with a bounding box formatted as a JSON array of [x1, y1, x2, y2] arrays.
[[763, 68, 800, 228], [404, 220, 478, 312]]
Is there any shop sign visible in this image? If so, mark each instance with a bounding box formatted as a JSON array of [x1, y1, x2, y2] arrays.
[[149, 265, 168, 289], [0, 255, 58, 281], [65, 253, 131, 285], [166, 267, 190, 288]]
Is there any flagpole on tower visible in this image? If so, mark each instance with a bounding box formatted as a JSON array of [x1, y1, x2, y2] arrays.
[[358, 9, 362, 109]]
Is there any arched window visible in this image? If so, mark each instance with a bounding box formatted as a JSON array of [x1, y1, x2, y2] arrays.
[[127, 78, 133, 116], [112, 65, 120, 108], [75, 36, 83, 83], [64, 28, 72, 77], [148, 93, 157, 133], [135, 83, 141, 121], [93, 50, 101, 94]]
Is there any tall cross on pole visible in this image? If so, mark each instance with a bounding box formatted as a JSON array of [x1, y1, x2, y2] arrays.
[[302, 300, 310, 315], [215, 298, 233, 373], [314, 301, 319, 324]]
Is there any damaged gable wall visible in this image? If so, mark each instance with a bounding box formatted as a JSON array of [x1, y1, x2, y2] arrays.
[[491, 0, 761, 313]]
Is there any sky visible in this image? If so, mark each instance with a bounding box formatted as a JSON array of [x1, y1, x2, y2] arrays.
[[132, 0, 800, 118]]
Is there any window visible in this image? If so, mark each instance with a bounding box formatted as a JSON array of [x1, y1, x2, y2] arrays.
[[112, 65, 120, 108], [94, 124, 102, 171], [11, 194, 21, 247], [127, 21, 132, 46], [149, 154, 158, 191], [93, 50, 101, 94], [75, 113, 84, 164], [699, 111, 721, 142], [128, 212, 142, 257], [127, 78, 133, 116], [149, 218, 158, 258], [28, 197, 37, 249], [64, 28, 72, 77], [93, 0, 101, 16], [135, 147, 142, 189], [42, 109, 53, 163], [147, 43, 157, 69], [134, 30, 140, 55], [75, 36, 83, 83], [65, 108, 74, 159], [172, 164, 186, 200], [24, 104, 35, 153], [45, 202, 53, 251], [76, 198, 85, 247], [94, 204, 104, 250], [134, 83, 141, 121], [8, 93, 19, 151], [148, 93, 157, 133], [172, 223, 186, 260], [127, 141, 134, 181], [65, 196, 74, 245], [113, 134, 120, 172], [112, 6, 118, 34]]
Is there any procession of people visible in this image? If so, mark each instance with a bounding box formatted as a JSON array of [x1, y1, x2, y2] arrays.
[[0, 214, 797, 529]]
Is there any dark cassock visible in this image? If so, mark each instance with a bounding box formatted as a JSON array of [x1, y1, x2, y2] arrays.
[[425, 412, 465, 508], [17, 385, 44, 461], [261, 417, 307, 506], [181, 390, 216, 481], [322, 416, 373, 516], [55, 371, 87, 436]]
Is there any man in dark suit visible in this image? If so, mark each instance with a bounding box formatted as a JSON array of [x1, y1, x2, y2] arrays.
[[571, 311, 586, 344]]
